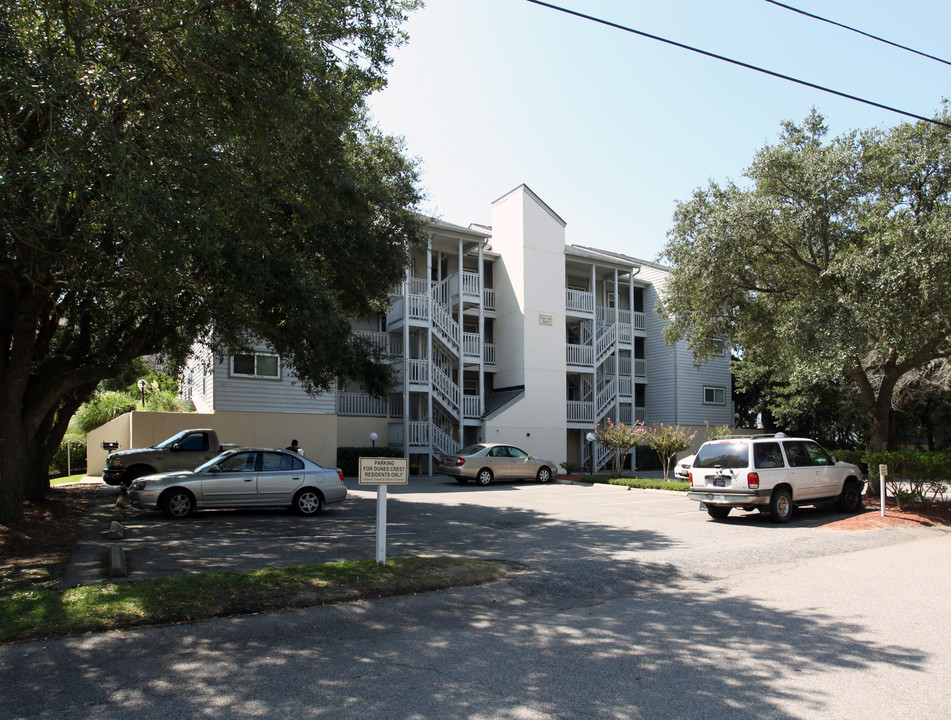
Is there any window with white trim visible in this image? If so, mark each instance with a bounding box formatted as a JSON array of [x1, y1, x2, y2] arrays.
[[704, 386, 726, 405], [231, 353, 280, 379]]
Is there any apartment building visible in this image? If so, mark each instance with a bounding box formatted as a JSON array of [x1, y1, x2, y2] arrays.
[[180, 184, 732, 474]]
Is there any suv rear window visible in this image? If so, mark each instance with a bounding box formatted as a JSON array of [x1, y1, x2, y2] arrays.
[[695, 441, 749, 469]]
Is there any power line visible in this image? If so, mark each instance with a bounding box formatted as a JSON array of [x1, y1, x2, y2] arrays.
[[762, 0, 951, 67], [524, 0, 951, 130]]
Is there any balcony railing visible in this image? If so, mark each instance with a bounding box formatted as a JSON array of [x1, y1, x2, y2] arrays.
[[566, 288, 595, 314], [484, 288, 496, 311], [463, 395, 481, 418], [484, 344, 497, 366], [567, 401, 594, 423], [337, 393, 388, 417], [463, 332, 481, 359], [566, 343, 594, 366]]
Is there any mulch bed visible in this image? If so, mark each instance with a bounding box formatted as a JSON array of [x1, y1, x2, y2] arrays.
[[824, 498, 951, 531], [0, 486, 100, 592]]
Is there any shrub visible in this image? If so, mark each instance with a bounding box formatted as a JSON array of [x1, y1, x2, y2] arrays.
[[863, 450, 951, 508], [50, 433, 87, 478], [73, 391, 136, 433], [336, 445, 403, 476], [144, 390, 188, 412]]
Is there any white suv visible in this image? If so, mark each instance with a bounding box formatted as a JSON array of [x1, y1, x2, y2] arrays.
[[686, 434, 864, 523]]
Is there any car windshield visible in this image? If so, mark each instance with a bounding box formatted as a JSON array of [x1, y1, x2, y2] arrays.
[[695, 441, 749, 469], [459, 445, 487, 456], [155, 430, 191, 449]]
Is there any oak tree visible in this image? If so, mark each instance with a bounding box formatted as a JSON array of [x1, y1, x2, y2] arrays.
[[0, 0, 424, 521], [661, 108, 951, 454]]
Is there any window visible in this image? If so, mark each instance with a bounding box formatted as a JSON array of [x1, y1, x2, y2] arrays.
[[178, 433, 209, 452], [231, 353, 280, 379], [262, 451, 304, 472], [218, 451, 259, 473], [704, 386, 725, 405], [754, 442, 785, 469]]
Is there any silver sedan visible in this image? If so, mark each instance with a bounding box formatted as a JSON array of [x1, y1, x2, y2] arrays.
[[439, 443, 558, 486], [128, 448, 348, 518]]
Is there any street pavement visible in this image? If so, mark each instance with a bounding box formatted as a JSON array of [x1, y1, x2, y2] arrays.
[[3, 476, 950, 719]]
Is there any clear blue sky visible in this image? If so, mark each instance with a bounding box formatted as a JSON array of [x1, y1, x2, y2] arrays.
[[367, 0, 950, 262]]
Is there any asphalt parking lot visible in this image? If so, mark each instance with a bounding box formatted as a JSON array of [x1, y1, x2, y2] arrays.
[[20, 475, 951, 719], [65, 474, 938, 593]]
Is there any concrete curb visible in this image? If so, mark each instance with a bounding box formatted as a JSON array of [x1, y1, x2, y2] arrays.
[[107, 544, 128, 578]]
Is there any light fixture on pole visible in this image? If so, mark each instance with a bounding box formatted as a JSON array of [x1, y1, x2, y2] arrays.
[[585, 432, 596, 474], [369, 432, 378, 449], [137, 379, 147, 408]]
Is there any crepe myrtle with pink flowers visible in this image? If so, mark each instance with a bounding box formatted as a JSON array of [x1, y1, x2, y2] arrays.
[[594, 419, 647, 476], [594, 420, 697, 480], [645, 423, 697, 481]]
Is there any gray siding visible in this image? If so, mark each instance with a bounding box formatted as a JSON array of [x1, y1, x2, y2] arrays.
[[211, 356, 335, 414], [636, 262, 732, 426]]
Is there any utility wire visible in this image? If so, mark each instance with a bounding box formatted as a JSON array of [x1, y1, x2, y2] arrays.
[[763, 0, 951, 67], [524, 0, 951, 130]]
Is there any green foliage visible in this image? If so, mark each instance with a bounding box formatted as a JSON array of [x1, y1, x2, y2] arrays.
[[705, 421, 734, 440], [863, 450, 951, 508], [0, 1, 425, 518], [661, 107, 951, 453], [336, 445, 404, 476], [144, 390, 187, 413], [643, 424, 696, 481], [72, 392, 137, 434], [560, 461, 581, 474], [49, 433, 87, 478], [594, 419, 647, 475], [606, 477, 691, 492]]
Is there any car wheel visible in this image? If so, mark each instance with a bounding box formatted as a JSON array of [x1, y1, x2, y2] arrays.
[[536, 467, 552, 483], [836, 481, 863, 513], [455, 477, 469, 484], [770, 489, 793, 524], [706, 505, 731, 520], [476, 468, 493, 486], [293, 489, 324, 516], [160, 489, 195, 519]]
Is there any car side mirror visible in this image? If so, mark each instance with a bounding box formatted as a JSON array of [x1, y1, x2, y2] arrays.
[[830, 455, 838, 464], [207, 465, 219, 474], [170, 442, 181, 452]]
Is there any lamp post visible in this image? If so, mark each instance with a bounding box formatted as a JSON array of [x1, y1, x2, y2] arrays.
[[585, 432, 596, 474], [137, 379, 147, 408], [369, 432, 378, 449]]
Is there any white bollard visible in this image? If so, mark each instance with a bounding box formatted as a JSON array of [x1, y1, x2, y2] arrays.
[[879, 464, 888, 518]]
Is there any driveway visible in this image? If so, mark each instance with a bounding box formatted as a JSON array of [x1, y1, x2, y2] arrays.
[[8, 476, 951, 719]]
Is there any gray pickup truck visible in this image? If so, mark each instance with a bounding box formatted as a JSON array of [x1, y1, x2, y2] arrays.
[[101, 429, 236, 486]]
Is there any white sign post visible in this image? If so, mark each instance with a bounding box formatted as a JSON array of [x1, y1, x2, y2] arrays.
[[879, 464, 888, 518], [358, 457, 409, 565]]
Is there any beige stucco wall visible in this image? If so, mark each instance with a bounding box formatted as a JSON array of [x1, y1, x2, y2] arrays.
[[87, 410, 338, 474], [335, 416, 391, 449]]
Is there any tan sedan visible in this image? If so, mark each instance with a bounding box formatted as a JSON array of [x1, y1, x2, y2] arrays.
[[439, 443, 557, 486]]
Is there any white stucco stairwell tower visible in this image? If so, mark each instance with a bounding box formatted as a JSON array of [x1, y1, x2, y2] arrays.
[[487, 185, 568, 467]]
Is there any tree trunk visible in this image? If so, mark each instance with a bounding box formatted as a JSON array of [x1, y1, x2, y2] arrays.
[[0, 417, 30, 522]]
